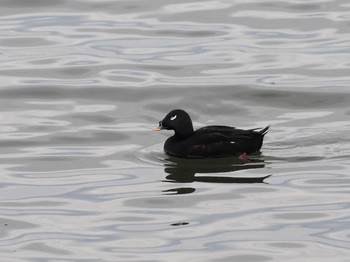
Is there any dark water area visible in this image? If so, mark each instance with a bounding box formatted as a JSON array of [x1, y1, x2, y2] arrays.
[[0, 0, 349, 261]]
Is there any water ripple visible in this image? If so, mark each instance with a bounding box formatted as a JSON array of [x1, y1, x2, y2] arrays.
[[0, 0, 349, 261]]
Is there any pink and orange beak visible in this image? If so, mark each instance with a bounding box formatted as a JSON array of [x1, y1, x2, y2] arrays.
[[153, 122, 162, 131]]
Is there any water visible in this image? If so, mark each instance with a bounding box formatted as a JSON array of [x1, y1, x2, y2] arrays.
[[0, 0, 349, 261]]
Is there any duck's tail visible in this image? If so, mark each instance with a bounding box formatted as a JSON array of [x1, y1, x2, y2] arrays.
[[258, 125, 270, 136]]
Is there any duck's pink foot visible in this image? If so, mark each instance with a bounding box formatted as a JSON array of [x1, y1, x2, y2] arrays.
[[238, 152, 250, 162]]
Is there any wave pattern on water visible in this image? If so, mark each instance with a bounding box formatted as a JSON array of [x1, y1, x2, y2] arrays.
[[0, 0, 350, 261]]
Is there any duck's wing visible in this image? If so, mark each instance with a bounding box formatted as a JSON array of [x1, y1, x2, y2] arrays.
[[187, 126, 268, 157], [197, 125, 268, 138], [196, 125, 236, 134], [185, 132, 243, 157]]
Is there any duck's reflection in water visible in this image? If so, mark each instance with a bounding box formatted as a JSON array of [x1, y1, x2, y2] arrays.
[[162, 154, 270, 195]]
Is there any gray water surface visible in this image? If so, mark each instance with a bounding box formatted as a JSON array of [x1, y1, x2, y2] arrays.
[[0, 0, 350, 261]]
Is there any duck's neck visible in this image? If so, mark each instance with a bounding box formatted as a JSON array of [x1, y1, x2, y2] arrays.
[[174, 123, 194, 138]]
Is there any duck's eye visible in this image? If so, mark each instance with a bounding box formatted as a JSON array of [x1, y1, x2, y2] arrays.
[[170, 115, 177, 121]]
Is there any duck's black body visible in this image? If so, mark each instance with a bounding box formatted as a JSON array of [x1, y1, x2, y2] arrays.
[[154, 109, 269, 158]]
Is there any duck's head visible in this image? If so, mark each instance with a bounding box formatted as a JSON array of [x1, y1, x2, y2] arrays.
[[153, 109, 194, 138]]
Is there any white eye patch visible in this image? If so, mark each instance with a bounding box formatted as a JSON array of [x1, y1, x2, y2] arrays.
[[170, 115, 177, 121]]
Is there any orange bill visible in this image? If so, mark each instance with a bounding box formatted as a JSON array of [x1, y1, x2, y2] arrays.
[[153, 126, 161, 131]]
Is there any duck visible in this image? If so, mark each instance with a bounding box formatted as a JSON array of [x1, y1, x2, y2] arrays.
[[153, 109, 269, 158]]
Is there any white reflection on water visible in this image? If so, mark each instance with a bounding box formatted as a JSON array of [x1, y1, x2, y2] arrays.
[[0, 0, 350, 261]]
